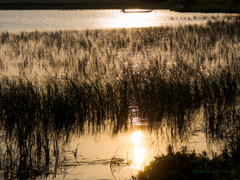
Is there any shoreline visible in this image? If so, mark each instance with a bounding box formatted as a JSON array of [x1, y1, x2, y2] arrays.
[[0, 3, 239, 13], [0, 3, 166, 10]]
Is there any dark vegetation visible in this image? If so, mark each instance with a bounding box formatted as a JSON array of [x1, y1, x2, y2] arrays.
[[0, 0, 239, 13], [0, 2, 153, 10], [134, 137, 240, 179], [0, 15, 240, 179], [172, 0, 240, 13]]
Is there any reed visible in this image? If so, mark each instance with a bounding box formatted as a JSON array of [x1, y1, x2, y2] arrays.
[[134, 130, 240, 180], [0, 15, 240, 179]]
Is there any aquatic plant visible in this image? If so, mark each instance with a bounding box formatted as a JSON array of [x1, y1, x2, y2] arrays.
[[0, 15, 240, 179], [135, 135, 240, 180]]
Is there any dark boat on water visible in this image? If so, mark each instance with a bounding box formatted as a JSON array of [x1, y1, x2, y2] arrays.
[[121, 9, 153, 13]]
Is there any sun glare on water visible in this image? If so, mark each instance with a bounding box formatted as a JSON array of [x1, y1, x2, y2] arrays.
[[112, 9, 155, 28], [130, 131, 146, 170]]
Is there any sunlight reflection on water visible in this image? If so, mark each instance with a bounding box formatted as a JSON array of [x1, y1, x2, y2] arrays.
[[0, 9, 232, 32], [130, 131, 145, 170]]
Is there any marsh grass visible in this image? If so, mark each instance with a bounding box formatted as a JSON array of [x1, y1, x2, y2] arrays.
[[134, 131, 240, 180], [0, 15, 240, 179]]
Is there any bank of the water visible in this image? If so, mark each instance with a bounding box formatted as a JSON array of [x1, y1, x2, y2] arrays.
[[172, 5, 240, 14], [0, 1, 240, 14], [0, 2, 168, 10]]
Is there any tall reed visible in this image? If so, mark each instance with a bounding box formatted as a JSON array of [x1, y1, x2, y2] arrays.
[[0, 15, 240, 179]]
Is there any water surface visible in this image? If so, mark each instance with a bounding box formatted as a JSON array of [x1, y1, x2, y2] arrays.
[[0, 9, 233, 32], [0, 10, 237, 180]]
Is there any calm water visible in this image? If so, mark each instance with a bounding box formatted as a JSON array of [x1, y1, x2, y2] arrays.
[[0, 9, 235, 180], [48, 120, 220, 180], [0, 9, 233, 32]]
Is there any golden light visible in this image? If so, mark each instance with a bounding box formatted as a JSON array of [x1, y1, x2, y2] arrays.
[[130, 130, 146, 170], [130, 131, 143, 145], [110, 9, 156, 28], [133, 146, 145, 164], [122, 9, 153, 13]]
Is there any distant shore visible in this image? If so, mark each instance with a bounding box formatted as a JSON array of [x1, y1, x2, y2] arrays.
[[0, 2, 168, 10], [0, 2, 239, 13]]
